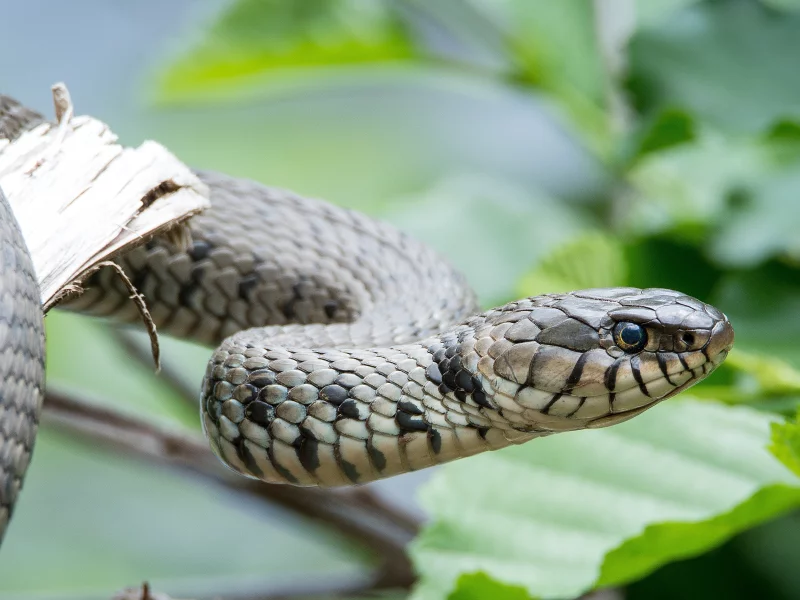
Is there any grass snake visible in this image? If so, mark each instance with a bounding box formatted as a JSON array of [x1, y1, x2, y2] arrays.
[[0, 101, 734, 543]]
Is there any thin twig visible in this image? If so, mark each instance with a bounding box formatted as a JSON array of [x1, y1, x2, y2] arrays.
[[88, 262, 160, 370], [112, 574, 386, 600], [111, 325, 424, 538], [43, 387, 419, 591]]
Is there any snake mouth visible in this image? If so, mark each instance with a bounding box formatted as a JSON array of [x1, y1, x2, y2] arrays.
[[643, 353, 724, 406], [599, 346, 726, 417], [585, 370, 710, 429]]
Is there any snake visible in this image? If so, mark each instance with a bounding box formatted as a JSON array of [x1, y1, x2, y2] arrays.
[[0, 97, 734, 542]]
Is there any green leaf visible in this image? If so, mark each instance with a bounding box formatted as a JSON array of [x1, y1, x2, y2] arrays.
[[634, 0, 703, 27], [762, 0, 800, 11], [384, 174, 592, 305], [709, 169, 800, 266], [623, 237, 724, 302], [626, 512, 799, 600], [713, 262, 800, 371], [410, 400, 800, 600], [770, 409, 800, 478], [448, 572, 531, 600], [628, 0, 800, 134], [517, 232, 627, 297], [723, 349, 800, 400], [440, 0, 614, 155], [622, 125, 800, 266], [158, 0, 415, 104], [628, 107, 696, 161], [623, 132, 763, 237]]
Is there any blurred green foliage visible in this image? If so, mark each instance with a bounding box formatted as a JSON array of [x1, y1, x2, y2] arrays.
[[6, 0, 800, 598], [411, 401, 800, 599], [157, 1, 800, 596]]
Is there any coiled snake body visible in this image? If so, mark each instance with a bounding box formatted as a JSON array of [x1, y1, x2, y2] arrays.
[[0, 134, 735, 541]]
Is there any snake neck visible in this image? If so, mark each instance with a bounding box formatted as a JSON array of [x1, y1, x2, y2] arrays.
[[201, 316, 542, 487]]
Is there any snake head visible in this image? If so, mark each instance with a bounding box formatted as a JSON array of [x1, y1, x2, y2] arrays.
[[475, 287, 734, 432]]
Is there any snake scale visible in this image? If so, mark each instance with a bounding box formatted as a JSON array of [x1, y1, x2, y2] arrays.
[[0, 97, 734, 543]]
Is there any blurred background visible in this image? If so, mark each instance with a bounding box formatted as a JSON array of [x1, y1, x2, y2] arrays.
[[2, 0, 800, 599]]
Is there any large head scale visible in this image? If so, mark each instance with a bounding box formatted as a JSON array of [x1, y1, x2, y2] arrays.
[[465, 287, 734, 432]]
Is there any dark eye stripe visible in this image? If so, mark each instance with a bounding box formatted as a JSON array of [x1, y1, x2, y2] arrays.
[[630, 355, 651, 398], [564, 351, 591, 393], [656, 352, 676, 386], [604, 357, 624, 392]]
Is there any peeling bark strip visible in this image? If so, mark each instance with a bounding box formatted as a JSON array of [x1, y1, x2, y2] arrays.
[[0, 84, 210, 309]]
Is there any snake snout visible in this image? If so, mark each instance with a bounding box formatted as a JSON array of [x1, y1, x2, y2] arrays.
[[706, 315, 735, 366]]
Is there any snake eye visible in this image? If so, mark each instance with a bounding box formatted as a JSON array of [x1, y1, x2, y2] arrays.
[[614, 322, 648, 353]]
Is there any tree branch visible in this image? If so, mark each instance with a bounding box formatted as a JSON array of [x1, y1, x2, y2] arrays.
[[112, 575, 386, 600], [43, 386, 419, 592], [110, 325, 424, 538]]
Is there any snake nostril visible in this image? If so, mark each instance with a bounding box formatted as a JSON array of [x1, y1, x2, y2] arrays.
[[682, 332, 695, 347]]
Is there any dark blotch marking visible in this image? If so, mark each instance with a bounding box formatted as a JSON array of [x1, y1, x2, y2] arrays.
[[236, 384, 258, 404], [297, 437, 320, 472], [266, 445, 299, 484], [281, 300, 296, 320], [245, 401, 275, 428], [334, 374, 359, 388], [426, 363, 442, 385], [131, 270, 151, 298], [424, 336, 491, 410], [338, 399, 361, 419], [237, 440, 264, 478], [321, 384, 349, 405], [178, 264, 205, 308], [324, 300, 339, 319], [396, 410, 429, 432], [471, 389, 492, 409], [281, 279, 311, 321], [398, 399, 424, 415], [455, 370, 474, 392], [249, 369, 276, 387], [188, 240, 210, 261], [238, 274, 258, 301], [340, 457, 361, 484], [429, 428, 442, 454], [442, 370, 457, 389], [367, 439, 387, 471]]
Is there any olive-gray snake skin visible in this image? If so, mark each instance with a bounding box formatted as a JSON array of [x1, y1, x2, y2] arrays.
[[0, 97, 734, 544]]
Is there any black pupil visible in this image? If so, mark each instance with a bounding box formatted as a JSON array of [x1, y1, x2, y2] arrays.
[[620, 324, 644, 346]]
